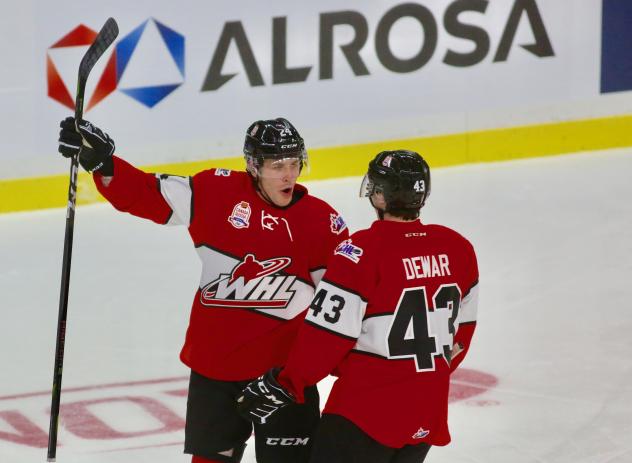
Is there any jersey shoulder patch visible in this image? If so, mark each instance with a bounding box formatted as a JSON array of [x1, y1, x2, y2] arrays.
[[296, 194, 348, 236], [195, 169, 249, 190], [334, 239, 363, 263], [329, 212, 347, 235]]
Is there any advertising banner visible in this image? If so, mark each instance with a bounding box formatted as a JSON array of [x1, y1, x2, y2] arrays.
[[0, 0, 631, 182]]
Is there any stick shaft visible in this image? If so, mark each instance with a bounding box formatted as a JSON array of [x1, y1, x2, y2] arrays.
[[46, 18, 118, 461], [47, 156, 79, 461]]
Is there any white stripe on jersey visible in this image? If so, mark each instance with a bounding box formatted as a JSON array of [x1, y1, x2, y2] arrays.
[[156, 174, 192, 226], [457, 283, 479, 324], [354, 315, 392, 357], [309, 268, 326, 287], [305, 280, 366, 339], [353, 283, 478, 359]]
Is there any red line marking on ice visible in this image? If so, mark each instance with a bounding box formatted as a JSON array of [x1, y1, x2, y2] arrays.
[[97, 440, 184, 453], [0, 376, 188, 401]]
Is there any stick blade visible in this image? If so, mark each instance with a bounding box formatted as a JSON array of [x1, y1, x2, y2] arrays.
[[78, 18, 119, 83]]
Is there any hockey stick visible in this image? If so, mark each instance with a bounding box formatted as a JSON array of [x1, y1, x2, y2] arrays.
[[47, 17, 119, 462]]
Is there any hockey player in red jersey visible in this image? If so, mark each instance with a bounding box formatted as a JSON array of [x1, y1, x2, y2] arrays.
[[237, 150, 479, 463], [57, 117, 349, 463]]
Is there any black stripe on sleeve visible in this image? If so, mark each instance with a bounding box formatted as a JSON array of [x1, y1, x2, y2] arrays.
[[304, 319, 358, 342], [362, 312, 392, 320], [320, 278, 368, 304]]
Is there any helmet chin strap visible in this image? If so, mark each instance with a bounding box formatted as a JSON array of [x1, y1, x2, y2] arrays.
[[255, 175, 295, 209], [255, 176, 278, 205]]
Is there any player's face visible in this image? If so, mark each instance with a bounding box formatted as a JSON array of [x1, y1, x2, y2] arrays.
[[258, 157, 301, 206]]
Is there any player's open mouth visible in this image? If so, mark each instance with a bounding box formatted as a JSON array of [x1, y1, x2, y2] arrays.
[[282, 188, 292, 195]]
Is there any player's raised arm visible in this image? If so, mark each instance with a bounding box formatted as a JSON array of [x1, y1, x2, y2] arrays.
[[58, 117, 179, 225]]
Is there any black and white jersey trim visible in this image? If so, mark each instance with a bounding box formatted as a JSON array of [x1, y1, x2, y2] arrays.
[[305, 280, 366, 338], [320, 278, 368, 304], [362, 312, 392, 320], [349, 349, 445, 363], [305, 319, 358, 342], [352, 283, 478, 359], [156, 173, 193, 226], [457, 282, 478, 324]]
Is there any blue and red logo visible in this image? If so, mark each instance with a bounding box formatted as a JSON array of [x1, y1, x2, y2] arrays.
[[47, 18, 185, 111], [330, 213, 347, 235], [46, 24, 117, 111], [335, 239, 363, 264]]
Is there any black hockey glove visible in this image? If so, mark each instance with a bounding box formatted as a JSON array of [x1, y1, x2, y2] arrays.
[[236, 368, 295, 425], [58, 117, 115, 175]]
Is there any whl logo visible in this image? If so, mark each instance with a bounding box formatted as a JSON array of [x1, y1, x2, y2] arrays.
[[47, 18, 185, 111], [200, 254, 297, 309]]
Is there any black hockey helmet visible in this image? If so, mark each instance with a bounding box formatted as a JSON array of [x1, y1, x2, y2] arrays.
[[243, 118, 308, 176], [360, 150, 431, 218]]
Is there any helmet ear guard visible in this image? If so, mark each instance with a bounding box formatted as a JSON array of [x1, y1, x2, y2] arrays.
[[361, 150, 431, 219]]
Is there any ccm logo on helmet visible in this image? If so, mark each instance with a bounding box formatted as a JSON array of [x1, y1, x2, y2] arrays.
[[266, 437, 310, 446], [281, 143, 298, 149]]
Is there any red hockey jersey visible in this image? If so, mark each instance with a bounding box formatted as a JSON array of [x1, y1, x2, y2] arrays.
[[278, 219, 479, 448], [93, 156, 349, 380]]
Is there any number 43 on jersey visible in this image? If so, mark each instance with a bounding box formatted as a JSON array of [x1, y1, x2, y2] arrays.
[[309, 283, 461, 372]]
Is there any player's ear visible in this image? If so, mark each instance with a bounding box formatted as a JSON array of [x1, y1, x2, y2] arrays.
[[372, 192, 386, 208]]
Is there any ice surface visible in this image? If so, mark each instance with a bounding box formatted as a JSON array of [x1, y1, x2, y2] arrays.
[[1, 147, 631, 462]]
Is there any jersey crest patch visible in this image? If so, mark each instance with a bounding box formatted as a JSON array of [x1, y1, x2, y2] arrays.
[[335, 239, 363, 263], [200, 254, 297, 309], [261, 211, 280, 230], [228, 201, 251, 229], [330, 213, 347, 235]]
